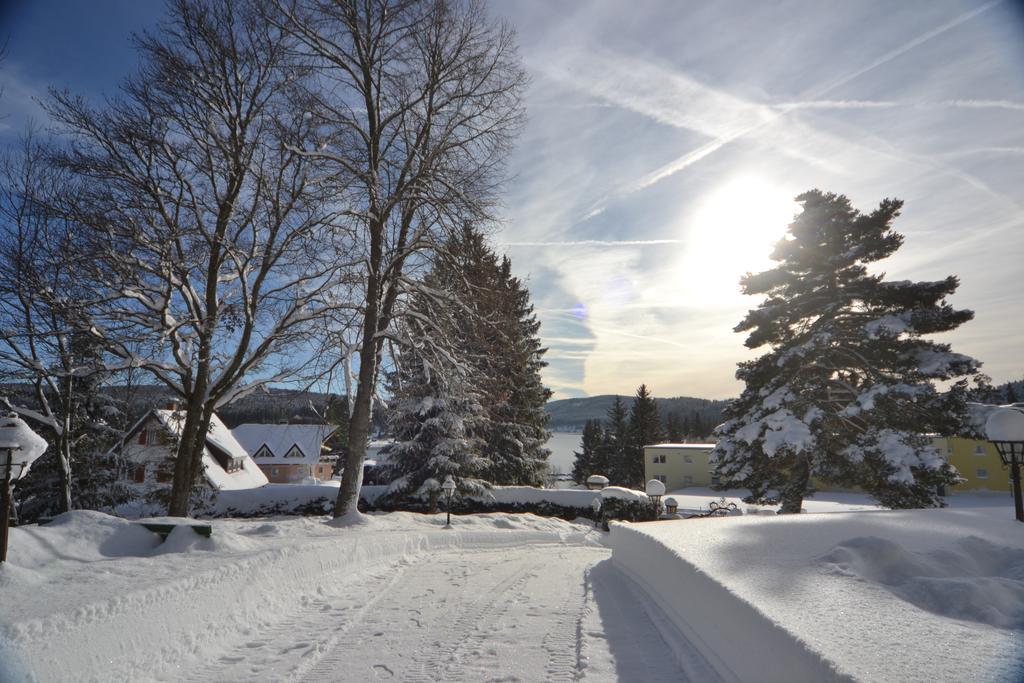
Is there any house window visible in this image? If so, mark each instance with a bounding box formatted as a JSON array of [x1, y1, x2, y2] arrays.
[[711, 474, 721, 486], [285, 444, 304, 459], [133, 464, 146, 483], [271, 467, 279, 477], [137, 430, 147, 445], [254, 445, 274, 459], [155, 465, 172, 483], [684, 455, 693, 464], [683, 475, 694, 485], [976, 468, 989, 479], [974, 445, 986, 456], [652, 454, 666, 464], [654, 475, 666, 483]]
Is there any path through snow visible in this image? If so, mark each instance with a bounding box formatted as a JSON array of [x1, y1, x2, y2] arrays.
[[179, 544, 702, 682]]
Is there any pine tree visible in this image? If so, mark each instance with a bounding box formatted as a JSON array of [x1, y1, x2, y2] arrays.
[[381, 226, 551, 490], [599, 397, 629, 485], [665, 411, 684, 442], [481, 256, 552, 485], [712, 190, 977, 512], [571, 419, 605, 484], [423, 225, 551, 486], [621, 385, 662, 488], [1007, 382, 1019, 404], [377, 353, 490, 503]]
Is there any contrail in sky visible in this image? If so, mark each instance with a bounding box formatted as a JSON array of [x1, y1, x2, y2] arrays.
[[579, 0, 1006, 216], [503, 239, 684, 247]]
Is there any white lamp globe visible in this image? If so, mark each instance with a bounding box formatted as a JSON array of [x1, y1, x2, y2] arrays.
[[986, 408, 1024, 442], [645, 479, 666, 497], [0, 413, 48, 480]]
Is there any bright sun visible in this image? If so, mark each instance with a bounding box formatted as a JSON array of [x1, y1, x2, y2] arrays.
[[677, 175, 799, 306]]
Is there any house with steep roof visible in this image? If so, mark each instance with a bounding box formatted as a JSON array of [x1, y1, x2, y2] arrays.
[[231, 423, 337, 483], [111, 409, 268, 492]]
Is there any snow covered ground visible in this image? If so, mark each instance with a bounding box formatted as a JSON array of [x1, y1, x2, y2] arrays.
[[4, 493, 1021, 681], [0, 510, 702, 682], [610, 493, 1024, 682]]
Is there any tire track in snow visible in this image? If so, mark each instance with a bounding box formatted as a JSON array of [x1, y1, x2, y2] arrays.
[[298, 549, 547, 682], [181, 561, 411, 683]]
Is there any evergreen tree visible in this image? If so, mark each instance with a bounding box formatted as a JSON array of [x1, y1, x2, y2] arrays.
[[571, 419, 605, 484], [377, 354, 490, 503], [620, 385, 661, 488], [665, 411, 684, 442], [713, 190, 976, 513], [423, 225, 551, 486], [481, 256, 552, 485], [1007, 382, 1019, 404], [599, 397, 629, 484]]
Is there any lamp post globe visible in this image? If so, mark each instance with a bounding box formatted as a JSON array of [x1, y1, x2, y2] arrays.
[[0, 413, 49, 562], [441, 475, 456, 527], [985, 407, 1024, 522]]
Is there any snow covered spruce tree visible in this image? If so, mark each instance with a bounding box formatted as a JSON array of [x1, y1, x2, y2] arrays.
[[49, 0, 341, 516], [377, 353, 490, 508], [389, 225, 551, 487], [599, 396, 630, 485], [441, 227, 551, 486], [712, 190, 978, 512], [271, 0, 526, 518], [571, 419, 605, 484]]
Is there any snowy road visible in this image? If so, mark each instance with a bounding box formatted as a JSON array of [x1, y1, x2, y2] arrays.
[[179, 544, 708, 682]]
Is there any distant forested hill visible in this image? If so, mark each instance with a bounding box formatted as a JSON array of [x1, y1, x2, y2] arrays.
[[545, 394, 730, 434], [2, 383, 384, 430]]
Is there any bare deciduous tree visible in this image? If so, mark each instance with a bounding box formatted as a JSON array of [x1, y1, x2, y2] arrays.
[[274, 0, 527, 518], [0, 133, 98, 513], [48, 0, 346, 516]]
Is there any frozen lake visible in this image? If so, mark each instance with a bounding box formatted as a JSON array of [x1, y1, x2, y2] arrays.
[[545, 432, 582, 474]]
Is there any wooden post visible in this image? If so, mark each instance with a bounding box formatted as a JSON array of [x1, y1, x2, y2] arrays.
[[0, 453, 13, 563]]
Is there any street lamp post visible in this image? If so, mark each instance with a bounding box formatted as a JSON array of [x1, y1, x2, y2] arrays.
[[986, 407, 1024, 523], [645, 479, 666, 520], [441, 475, 456, 527], [0, 413, 49, 563]]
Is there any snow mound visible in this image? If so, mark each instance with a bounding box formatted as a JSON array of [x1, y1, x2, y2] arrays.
[[820, 535, 1024, 629], [9, 510, 161, 569]]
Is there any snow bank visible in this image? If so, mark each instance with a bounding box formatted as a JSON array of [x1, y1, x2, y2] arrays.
[[210, 481, 342, 516], [0, 510, 600, 682], [208, 484, 625, 518], [609, 505, 1024, 682]]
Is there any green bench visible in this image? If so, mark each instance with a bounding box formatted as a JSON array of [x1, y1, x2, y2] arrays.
[[138, 522, 212, 541]]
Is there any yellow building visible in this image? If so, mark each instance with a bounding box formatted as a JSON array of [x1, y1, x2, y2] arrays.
[[932, 436, 1011, 494], [646, 437, 1012, 496], [644, 444, 717, 490]]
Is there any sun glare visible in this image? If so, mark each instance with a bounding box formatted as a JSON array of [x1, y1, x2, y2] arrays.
[[677, 175, 799, 306]]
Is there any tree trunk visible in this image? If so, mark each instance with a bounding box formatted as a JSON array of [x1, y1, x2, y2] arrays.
[[167, 391, 208, 516], [57, 429, 73, 513], [779, 459, 809, 514], [334, 320, 377, 518]]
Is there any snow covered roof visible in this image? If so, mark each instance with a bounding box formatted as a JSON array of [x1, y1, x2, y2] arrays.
[[231, 424, 336, 465], [115, 410, 268, 491], [644, 443, 717, 450]]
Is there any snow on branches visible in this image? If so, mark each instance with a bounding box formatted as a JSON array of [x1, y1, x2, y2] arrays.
[[712, 190, 979, 512]]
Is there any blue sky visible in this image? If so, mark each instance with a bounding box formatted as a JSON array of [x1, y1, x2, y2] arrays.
[[2, 0, 1023, 400]]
